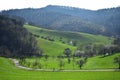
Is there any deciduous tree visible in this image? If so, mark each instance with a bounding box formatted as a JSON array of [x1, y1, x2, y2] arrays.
[[114, 55, 120, 69]]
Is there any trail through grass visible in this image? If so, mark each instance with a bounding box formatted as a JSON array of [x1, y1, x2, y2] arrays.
[[0, 57, 120, 80], [20, 53, 120, 70]]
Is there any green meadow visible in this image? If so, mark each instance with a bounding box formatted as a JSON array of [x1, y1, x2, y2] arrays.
[[0, 57, 120, 80], [24, 25, 113, 56], [0, 25, 119, 80], [22, 25, 120, 70], [24, 25, 113, 46], [37, 38, 75, 56], [21, 53, 120, 70]]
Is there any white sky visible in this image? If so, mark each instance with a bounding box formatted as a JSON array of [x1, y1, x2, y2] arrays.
[[0, 0, 120, 11]]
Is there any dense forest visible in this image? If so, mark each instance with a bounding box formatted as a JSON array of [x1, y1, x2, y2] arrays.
[[0, 15, 41, 57], [1, 5, 120, 36]]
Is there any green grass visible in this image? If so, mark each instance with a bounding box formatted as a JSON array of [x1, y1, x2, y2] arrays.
[[22, 53, 120, 70], [24, 25, 113, 56], [22, 25, 119, 70], [0, 57, 120, 80], [83, 53, 120, 69], [37, 38, 75, 56], [24, 25, 113, 46]]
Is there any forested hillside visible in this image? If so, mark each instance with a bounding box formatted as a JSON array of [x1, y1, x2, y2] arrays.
[[1, 8, 105, 35], [0, 15, 41, 57], [44, 5, 120, 36], [2, 5, 120, 36]]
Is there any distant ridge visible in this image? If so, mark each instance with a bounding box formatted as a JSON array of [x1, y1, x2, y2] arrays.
[[2, 5, 120, 36]]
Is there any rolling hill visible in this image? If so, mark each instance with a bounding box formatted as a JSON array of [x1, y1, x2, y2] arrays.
[[25, 25, 113, 45], [2, 9, 105, 34], [0, 13, 120, 80], [83, 53, 120, 69], [43, 5, 120, 36], [24, 25, 113, 56], [37, 38, 76, 56]]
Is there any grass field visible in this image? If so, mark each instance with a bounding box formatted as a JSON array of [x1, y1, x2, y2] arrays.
[[1, 24, 118, 80], [24, 25, 113, 46], [37, 38, 76, 56], [0, 57, 120, 80], [22, 25, 119, 70], [24, 25, 113, 56], [83, 53, 120, 69], [20, 53, 120, 70]]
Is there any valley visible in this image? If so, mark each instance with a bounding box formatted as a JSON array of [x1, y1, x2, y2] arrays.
[[0, 5, 120, 80], [15, 25, 119, 71]]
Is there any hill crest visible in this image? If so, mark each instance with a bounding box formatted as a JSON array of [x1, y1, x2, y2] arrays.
[[2, 5, 120, 36]]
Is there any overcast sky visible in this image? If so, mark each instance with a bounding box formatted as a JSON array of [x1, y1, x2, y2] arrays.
[[0, 0, 120, 11]]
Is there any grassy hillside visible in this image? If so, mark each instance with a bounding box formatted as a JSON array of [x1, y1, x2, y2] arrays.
[[24, 25, 113, 56], [24, 25, 113, 45], [0, 57, 120, 80], [83, 53, 120, 69], [37, 38, 75, 56]]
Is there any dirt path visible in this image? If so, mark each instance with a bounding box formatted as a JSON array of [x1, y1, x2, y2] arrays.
[[9, 58, 120, 72]]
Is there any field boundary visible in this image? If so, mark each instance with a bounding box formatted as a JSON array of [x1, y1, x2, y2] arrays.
[[9, 58, 120, 72]]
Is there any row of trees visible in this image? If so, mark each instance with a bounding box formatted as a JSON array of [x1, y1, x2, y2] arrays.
[[114, 55, 120, 69], [19, 56, 87, 70], [19, 54, 120, 70]]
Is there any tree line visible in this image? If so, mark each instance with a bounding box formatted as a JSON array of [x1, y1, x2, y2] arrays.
[[0, 15, 41, 57]]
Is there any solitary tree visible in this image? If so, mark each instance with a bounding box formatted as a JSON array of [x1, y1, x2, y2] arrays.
[[44, 54, 49, 61], [63, 48, 71, 57], [77, 60, 84, 69], [38, 62, 42, 69], [59, 59, 65, 70], [33, 60, 39, 68], [26, 61, 31, 67], [72, 55, 76, 69], [113, 37, 120, 46], [19, 56, 26, 65], [114, 55, 120, 69], [84, 57, 88, 63], [74, 50, 82, 57], [63, 48, 72, 64], [68, 57, 71, 64]]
